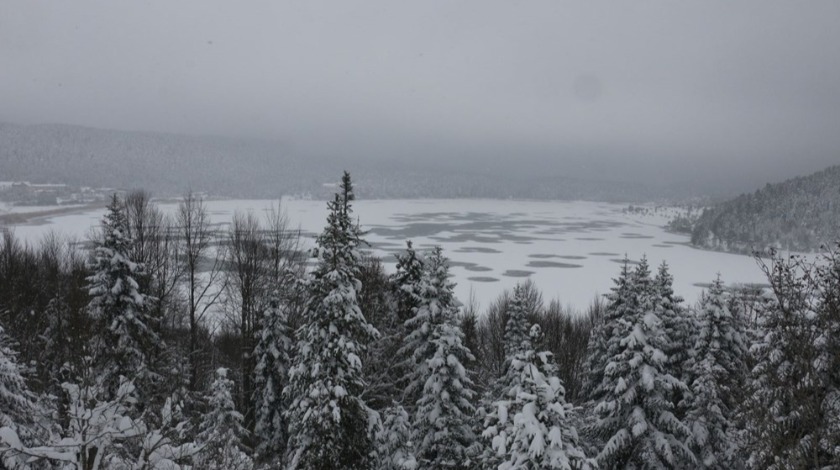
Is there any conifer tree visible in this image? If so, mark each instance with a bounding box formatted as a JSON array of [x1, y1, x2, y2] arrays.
[[655, 261, 694, 377], [581, 260, 634, 403], [395, 242, 431, 411], [407, 247, 477, 469], [459, 303, 482, 393], [484, 318, 594, 469], [195, 368, 253, 470], [1, 364, 145, 470], [86, 193, 160, 398], [813, 245, 840, 468], [252, 296, 292, 463], [0, 326, 35, 435], [392, 241, 426, 325], [0, 325, 37, 469], [684, 276, 747, 468], [654, 261, 696, 421], [503, 284, 531, 359], [283, 172, 380, 469], [481, 281, 536, 434], [459, 307, 479, 364], [746, 248, 840, 468], [589, 259, 695, 468], [375, 404, 417, 470], [359, 255, 404, 411]]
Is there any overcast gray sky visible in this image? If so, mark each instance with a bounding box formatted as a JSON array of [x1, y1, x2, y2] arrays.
[[2, 1, 839, 184]]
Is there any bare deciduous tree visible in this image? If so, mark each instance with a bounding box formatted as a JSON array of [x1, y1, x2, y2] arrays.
[[177, 192, 227, 391], [224, 210, 268, 430]]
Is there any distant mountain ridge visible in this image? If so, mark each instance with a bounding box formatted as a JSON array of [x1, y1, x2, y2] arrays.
[[0, 122, 319, 198], [691, 165, 840, 253], [0, 122, 675, 202]]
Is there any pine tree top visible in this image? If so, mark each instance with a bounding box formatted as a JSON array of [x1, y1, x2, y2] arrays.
[[504, 284, 532, 358], [655, 261, 681, 302]]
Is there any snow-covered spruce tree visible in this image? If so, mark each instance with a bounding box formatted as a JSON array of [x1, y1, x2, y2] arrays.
[[813, 245, 840, 468], [654, 261, 696, 425], [375, 404, 417, 470], [479, 281, 537, 463], [504, 284, 531, 359], [407, 246, 477, 469], [745, 248, 840, 468], [0, 324, 38, 468], [0, 326, 35, 433], [393, 241, 426, 326], [483, 320, 594, 470], [683, 276, 747, 468], [655, 262, 694, 381], [252, 296, 293, 463], [581, 259, 635, 405], [283, 172, 380, 470], [86, 193, 160, 397], [391, 241, 427, 410], [589, 258, 695, 469], [1, 362, 145, 470], [479, 284, 533, 470], [358, 255, 403, 411], [136, 393, 202, 469], [2, 370, 200, 469], [194, 368, 253, 470]]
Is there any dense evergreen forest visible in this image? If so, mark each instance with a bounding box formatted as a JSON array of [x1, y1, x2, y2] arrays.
[[692, 164, 840, 254], [0, 172, 838, 469]]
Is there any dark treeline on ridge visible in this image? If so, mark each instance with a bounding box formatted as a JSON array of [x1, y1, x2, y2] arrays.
[[692, 164, 840, 254], [0, 172, 838, 469], [0, 123, 717, 202]]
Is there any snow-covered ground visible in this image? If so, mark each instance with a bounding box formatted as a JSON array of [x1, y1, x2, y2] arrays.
[[5, 198, 770, 312]]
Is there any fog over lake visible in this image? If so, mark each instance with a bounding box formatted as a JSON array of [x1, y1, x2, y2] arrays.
[[8, 198, 769, 311]]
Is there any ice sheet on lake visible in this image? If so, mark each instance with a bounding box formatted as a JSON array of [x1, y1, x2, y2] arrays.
[[5, 198, 770, 312]]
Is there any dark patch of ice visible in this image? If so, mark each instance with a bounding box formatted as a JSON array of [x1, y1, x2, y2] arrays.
[[454, 246, 502, 254], [526, 261, 583, 268], [502, 270, 534, 278]]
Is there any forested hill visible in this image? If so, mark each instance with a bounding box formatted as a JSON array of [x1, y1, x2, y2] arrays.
[[2, 122, 677, 201], [691, 164, 840, 253], [0, 122, 323, 198]]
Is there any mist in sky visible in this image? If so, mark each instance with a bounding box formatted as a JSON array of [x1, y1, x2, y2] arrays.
[[1, 1, 839, 188]]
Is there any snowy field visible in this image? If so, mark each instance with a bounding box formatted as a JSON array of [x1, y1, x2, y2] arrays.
[[5, 198, 770, 312]]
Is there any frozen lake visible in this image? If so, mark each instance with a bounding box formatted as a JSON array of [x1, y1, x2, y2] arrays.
[[5, 198, 770, 312]]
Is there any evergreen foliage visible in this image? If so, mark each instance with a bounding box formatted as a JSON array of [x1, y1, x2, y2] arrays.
[[0, 327, 35, 437], [393, 241, 426, 325], [358, 255, 403, 411], [407, 247, 477, 469], [589, 259, 695, 468], [252, 296, 293, 462], [376, 404, 417, 470], [1, 174, 839, 469], [396, 243, 432, 412], [692, 165, 840, 253], [283, 172, 380, 469], [86, 194, 160, 396], [684, 276, 747, 468], [1, 364, 145, 470], [503, 284, 532, 359], [484, 320, 593, 470], [195, 368, 253, 470], [0, 326, 37, 469], [745, 248, 840, 468], [581, 260, 634, 404], [654, 261, 696, 423], [654, 262, 694, 378]]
